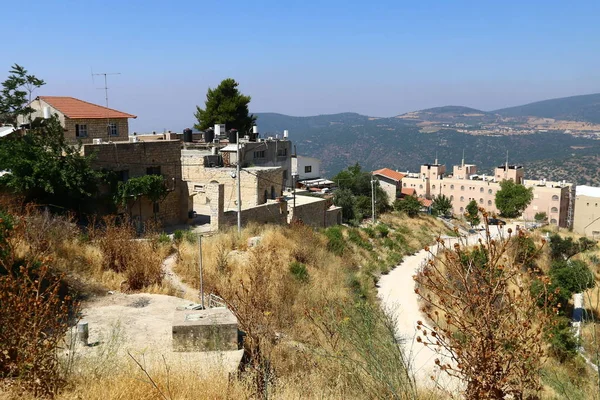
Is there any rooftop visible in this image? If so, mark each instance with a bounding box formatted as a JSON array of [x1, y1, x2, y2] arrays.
[[38, 96, 137, 119], [373, 168, 405, 182], [577, 185, 600, 198]]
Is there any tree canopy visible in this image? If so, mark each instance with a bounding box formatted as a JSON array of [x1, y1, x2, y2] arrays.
[[0, 64, 45, 126], [194, 78, 256, 133], [431, 194, 452, 217], [494, 180, 533, 218], [465, 199, 480, 226], [393, 195, 421, 217], [0, 117, 100, 211]]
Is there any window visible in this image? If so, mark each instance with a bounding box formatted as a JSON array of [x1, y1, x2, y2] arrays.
[[277, 148, 287, 157], [419, 184, 423, 189], [461, 185, 465, 191], [304, 166, 312, 173], [193, 184, 205, 193], [551, 207, 558, 213], [460, 196, 464, 202], [480, 187, 484, 193], [488, 189, 492, 194], [450, 185, 454, 189], [488, 200, 492, 206], [432, 185, 436, 190], [264, 190, 268, 203], [146, 166, 161, 176], [450, 195, 454, 201], [283, 169, 288, 180], [550, 218, 557, 224], [108, 122, 118, 136], [271, 186, 276, 199], [254, 150, 265, 159], [75, 124, 88, 137], [460, 207, 464, 212], [479, 198, 484, 204], [552, 195, 559, 201], [403, 183, 407, 187], [116, 170, 129, 182]]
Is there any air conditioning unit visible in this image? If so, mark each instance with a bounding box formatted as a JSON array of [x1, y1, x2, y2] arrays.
[[129, 136, 139, 143], [93, 138, 103, 144]]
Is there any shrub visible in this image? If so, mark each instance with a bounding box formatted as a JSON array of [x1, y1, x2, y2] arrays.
[[289, 261, 309, 283], [348, 229, 372, 250], [362, 227, 376, 238], [324, 226, 345, 256], [393, 196, 421, 217], [375, 224, 389, 238], [172, 230, 184, 243], [158, 232, 171, 244]]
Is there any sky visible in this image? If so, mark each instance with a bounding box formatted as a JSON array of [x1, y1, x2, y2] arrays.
[[3, 0, 600, 132]]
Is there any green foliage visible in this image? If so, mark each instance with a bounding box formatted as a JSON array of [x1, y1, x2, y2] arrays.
[[546, 316, 580, 362], [289, 261, 309, 283], [549, 234, 596, 261], [393, 195, 421, 217], [362, 227, 376, 238], [324, 226, 345, 256], [534, 211, 547, 222], [550, 260, 595, 296], [172, 230, 184, 243], [0, 64, 45, 126], [431, 194, 452, 217], [158, 232, 171, 244], [348, 229, 372, 250], [465, 199, 480, 226], [114, 175, 168, 214], [495, 179, 533, 218], [375, 224, 389, 238], [193, 78, 256, 134], [512, 235, 538, 270], [0, 117, 100, 210], [333, 188, 355, 222]]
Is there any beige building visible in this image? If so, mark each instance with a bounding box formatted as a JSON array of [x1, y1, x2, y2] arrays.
[[573, 186, 600, 237], [21, 96, 136, 144], [401, 160, 572, 227]]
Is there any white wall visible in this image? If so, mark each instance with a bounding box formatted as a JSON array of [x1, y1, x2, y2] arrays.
[[293, 156, 321, 180]]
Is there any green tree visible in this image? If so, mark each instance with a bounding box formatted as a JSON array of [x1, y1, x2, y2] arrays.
[[393, 195, 421, 217], [465, 199, 480, 227], [431, 194, 452, 217], [0, 64, 45, 126], [494, 179, 533, 218], [0, 117, 100, 210], [333, 188, 355, 222], [534, 211, 547, 222], [114, 175, 169, 220], [549, 234, 596, 261], [194, 78, 256, 134]]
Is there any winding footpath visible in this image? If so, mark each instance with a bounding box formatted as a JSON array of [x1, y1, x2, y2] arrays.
[[377, 224, 514, 392]]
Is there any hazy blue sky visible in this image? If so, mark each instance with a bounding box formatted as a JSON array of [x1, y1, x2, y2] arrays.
[[3, 0, 599, 132]]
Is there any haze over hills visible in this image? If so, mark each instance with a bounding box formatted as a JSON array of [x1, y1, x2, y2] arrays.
[[255, 93, 600, 182]]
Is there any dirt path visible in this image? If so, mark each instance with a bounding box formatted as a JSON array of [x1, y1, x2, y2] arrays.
[[162, 252, 198, 301], [378, 224, 514, 392]]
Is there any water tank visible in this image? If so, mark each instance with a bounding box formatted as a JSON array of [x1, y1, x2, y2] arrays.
[[204, 129, 215, 143], [283, 129, 289, 139], [183, 128, 193, 142], [250, 125, 259, 141], [228, 129, 238, 144], [43, 106, 51, 119]]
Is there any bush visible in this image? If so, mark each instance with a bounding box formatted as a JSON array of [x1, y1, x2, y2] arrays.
[[324, 226, 345, 256], [348, 229, 372, 250], [289, 261, 309, 283], [158, 232, 171, 244], [393, 196, 421, 217], [546, 316, 579, 362], [375, 224, 389, 238], [172, 230, 184, 243]]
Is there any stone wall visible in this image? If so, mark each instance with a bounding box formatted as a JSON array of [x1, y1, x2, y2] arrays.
[[83, 140, 188, 225], [288, 195, 341, 228], [64, 117, 129, 144]]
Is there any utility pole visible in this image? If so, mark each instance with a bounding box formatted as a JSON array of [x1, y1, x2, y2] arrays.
[[371, 175, 376, 224], [236, 130, 242, 234], [292, 173, 298, 222], [198, 235, 204, 309]]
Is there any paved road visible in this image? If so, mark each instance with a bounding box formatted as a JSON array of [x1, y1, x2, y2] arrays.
[[377, 224, 514, 392]]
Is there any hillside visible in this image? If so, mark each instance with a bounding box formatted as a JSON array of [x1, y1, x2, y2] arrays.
[[525, 154, 600, 186], [495, 93, 600, 123]]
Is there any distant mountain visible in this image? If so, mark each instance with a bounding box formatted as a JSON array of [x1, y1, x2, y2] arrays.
[[494, 93, 600, 123], [254, 93, 600, 179]]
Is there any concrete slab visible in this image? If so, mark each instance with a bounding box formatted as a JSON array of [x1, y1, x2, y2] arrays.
[[172, 307, 239, 352]]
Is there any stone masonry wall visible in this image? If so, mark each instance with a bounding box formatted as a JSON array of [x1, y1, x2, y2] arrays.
[[84, 140, 187, 225], [64, 117, 129, 144]]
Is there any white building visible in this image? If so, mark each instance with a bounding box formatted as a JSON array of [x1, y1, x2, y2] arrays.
[[292, 155, 321, 181]]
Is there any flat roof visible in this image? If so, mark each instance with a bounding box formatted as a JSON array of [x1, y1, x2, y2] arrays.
[[577, 185, 600, 198]]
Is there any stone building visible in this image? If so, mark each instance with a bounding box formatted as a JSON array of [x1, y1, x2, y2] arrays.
[[83, 140, 190, 226], [372, 168, 405, 205], [293, 155, 322, 181], [22, 96, 136, 144], [400, 159, 572, 227]]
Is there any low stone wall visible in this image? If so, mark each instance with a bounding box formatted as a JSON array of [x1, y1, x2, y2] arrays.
[[221, 202, 287, 228]]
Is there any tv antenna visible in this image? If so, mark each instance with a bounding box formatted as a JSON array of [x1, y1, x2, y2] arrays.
[[91, 69, 121, 139]]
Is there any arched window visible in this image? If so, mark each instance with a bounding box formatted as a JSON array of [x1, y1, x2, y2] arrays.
[[419, 184, 423, 189], [432, 185, 436, 190], [551, 207, 558, 213], [488, 200, 492, 206], [550, 218, 557, 224], [461, 185, 465, 191], [450, 195, 454, 201], [479, 198, 484, 204], [460, 196, 464, 202], [271, 186, 276, 199], [488, 189, 493, 194], [403, 182, 407, 187], [450, 184, 454, 189], [460, 207, 464, 212], [552, 195, 559, 201], [480, 187, 484, 192]]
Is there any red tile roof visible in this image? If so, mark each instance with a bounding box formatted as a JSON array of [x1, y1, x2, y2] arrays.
[[373, 168, 405, 182], [419, 198, 433, 207], [401, 188, 416, 196], [38, 96, 136, 119]]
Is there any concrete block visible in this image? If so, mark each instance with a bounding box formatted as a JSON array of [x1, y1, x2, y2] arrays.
[[172, 307, 239, 352]]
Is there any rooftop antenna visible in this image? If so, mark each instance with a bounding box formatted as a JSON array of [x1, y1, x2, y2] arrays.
[[461, 148, 465, 167], [434, 151, 438, 165], [92, 69, 121, 140], [505, 150, 509, 179]]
